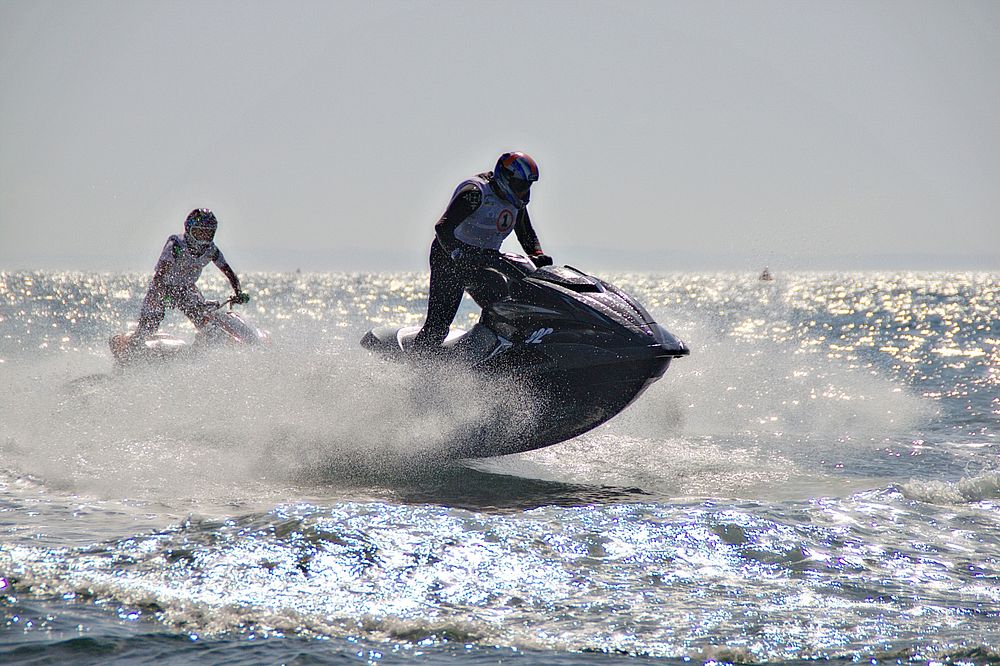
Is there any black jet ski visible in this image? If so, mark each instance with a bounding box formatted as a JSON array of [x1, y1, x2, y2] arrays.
[[361, 253, 689, 458], [110, 296, 269, 368]]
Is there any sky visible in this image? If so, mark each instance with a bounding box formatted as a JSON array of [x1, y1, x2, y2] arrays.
[[1, 0, 998, 272]]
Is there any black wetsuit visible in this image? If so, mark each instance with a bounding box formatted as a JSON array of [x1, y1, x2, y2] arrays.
[[412, 174, 544, 350]]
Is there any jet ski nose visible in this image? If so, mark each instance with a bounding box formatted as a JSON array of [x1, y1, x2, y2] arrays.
[[651, 323, 690, 357]]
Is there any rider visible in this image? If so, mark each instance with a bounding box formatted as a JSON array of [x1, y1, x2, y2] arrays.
[[412, 151, 552, 351], [120, 208, 249, 353]]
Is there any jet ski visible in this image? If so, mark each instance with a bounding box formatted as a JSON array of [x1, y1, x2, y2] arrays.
[[361, 253, 689, 458], [110, 296, 269, 368]]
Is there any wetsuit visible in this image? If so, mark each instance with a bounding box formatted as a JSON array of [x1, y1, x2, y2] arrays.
[[133, 234, 242, 341], [412, 172, 547, 350]]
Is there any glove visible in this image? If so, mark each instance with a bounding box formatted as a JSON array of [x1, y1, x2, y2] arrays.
[[233, 291, 250, 305], [530, 253, 553, 268]]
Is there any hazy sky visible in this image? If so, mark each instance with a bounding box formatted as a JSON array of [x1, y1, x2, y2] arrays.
[[2, 0, 998, 272]]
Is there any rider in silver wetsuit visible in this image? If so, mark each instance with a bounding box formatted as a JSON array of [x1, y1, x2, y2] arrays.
[[126, 208, 249, 350]]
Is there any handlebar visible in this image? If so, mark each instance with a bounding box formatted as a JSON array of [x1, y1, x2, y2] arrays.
[[205, 294, 247, 311]]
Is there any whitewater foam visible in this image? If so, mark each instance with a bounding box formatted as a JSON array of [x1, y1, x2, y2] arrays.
[[899, 471, 1000, 504], [0, 342, 538, 504]]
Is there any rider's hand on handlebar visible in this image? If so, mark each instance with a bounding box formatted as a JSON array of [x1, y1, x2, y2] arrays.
[[530, 253, 553, 268], [233, 290, 250, 305]]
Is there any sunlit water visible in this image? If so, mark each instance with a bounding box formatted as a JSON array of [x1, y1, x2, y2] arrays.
[[0, 270, 997, 664]]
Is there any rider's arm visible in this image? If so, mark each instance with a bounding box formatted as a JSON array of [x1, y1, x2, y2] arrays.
[[220, 263, 241, 294], [434, 182, 483, 253], [213, 248, 242, 294], [513, 208, 544, 257], [148, 237, 178, 295], [149, 259, 170, 295]]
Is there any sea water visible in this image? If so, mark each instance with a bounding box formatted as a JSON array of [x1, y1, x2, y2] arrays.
[[0, 270, 997, 664]]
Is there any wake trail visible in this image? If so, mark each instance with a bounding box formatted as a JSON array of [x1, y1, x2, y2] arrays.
[[0, 343, 534, 504]]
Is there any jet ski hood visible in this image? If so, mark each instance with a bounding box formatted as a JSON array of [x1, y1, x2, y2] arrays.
[[519, 266, 689, 356]]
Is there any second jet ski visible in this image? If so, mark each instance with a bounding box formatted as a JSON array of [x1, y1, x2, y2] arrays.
[[110, 296, 269, 368]]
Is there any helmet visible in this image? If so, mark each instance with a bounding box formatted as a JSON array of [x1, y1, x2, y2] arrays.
[[493, 152, 539, 207], [183, 208, 217, 250]]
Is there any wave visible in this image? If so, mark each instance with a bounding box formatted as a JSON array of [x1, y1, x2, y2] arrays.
[[898, 470, 1000, 504]]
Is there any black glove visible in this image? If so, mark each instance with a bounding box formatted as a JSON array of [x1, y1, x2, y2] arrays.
[[530, 253, 553, 268], [233, 291, 250, 305]]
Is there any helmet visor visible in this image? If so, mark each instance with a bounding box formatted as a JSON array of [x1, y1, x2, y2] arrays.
[[189, 226, 215, 242], [508, 176, 533, 194]]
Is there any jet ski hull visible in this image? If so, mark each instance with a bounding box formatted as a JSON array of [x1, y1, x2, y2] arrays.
[[110, 310, 269, 368], [456, 346, 677, 459]]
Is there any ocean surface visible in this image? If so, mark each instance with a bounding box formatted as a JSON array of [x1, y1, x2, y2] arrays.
[[0, 269, 997, 665]]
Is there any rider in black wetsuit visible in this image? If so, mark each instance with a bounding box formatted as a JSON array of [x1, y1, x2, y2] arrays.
[[412, 152, 553, 351]]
